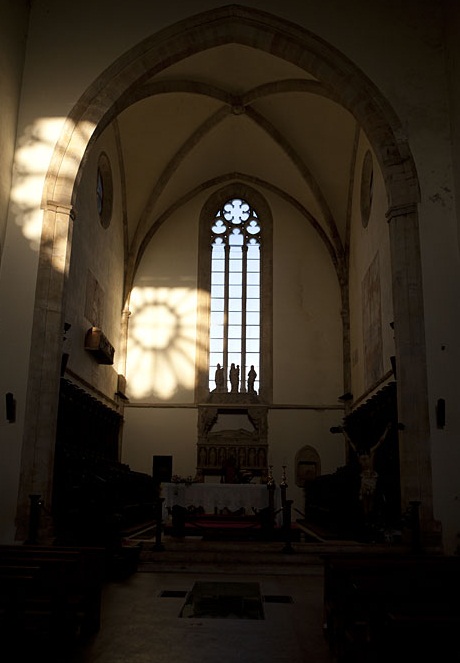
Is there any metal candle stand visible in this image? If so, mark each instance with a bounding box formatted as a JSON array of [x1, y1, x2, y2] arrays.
[[280, 466, 295, 553]]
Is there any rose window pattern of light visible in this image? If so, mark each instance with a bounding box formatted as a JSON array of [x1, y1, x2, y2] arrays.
[[209, 198, 261, 393]]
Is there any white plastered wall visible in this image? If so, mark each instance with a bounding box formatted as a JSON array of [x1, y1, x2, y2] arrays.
[[66, 125, 126, 398]]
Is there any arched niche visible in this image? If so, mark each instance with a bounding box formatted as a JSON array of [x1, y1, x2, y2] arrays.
[[295, 445, 321, 488]]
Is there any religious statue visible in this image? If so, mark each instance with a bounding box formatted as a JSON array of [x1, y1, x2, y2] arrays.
[[208, 447, 217, 466], [229, 363, 240, 393], [215, 363, 225, 392], [198, 446, 207, 466], [221, 455, 239, 484], [336, 422, 392, 518], [247, 365, 257, 393]]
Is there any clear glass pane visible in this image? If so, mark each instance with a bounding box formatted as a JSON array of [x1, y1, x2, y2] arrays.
[[228, 298, 242, 312], [246, 285, 259, 299], [211, 272, 225, 285], [210, 352, 223, 367], [246, 354, 259, 371], [228, 353, 241, 368], [211, 298, 225, 311], [246, 299, 260, 312], [212, 256, 225, 270], [211, 240, 225, 265], [228, 338, 242, 353], [211, 284, 225, 298], [246, 326, 259, 339], [210, 338, 224, 353], [246, 258, 259, 272], [246, 339, 259, 353], [229, 272, 242, 285], [229, 260, 242, 274], [246, 219, 260, 235], [246, 311, 259, 325], [210, 311, 224, 326], [232, 199, 250, 223], [228, 325, 241, 339], [247, 244, 260, 260], [246, 272, 260, 286], [212, 219, 227, 234], [229, 284, 242, 298], [228, 311, 241, 325], [210, 327, 224, 341], [229, 229, 243, 246], [224, 199, 248, 224]]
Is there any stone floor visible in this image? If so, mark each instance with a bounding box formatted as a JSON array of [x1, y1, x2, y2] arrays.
[[64, 530, 347, 663], [68, 567, 334, 663]]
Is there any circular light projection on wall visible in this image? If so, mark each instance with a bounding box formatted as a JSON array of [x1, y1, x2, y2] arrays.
[[360, 150, 374, 228], [96, 152, 113, 229]]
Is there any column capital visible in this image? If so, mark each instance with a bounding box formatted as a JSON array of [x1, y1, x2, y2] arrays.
[[43, 200, 76, 220]]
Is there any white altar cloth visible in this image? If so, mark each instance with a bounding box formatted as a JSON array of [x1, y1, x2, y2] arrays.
[[161, 482, 280, 516]]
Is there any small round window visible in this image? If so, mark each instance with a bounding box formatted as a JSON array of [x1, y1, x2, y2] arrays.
[[96, 153, 113, 229], [360, 150, 374, 228]]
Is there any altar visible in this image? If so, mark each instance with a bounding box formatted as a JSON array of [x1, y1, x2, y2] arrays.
[[161, 482, 280, 518]]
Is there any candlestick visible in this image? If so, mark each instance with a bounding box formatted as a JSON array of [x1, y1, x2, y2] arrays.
[[280, 465, 287, 487], [267, 464, 275, 486]]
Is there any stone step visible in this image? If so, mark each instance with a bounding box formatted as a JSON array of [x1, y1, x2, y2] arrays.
[[135, 536, 396, 574]]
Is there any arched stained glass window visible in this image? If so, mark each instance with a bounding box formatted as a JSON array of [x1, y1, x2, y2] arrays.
[[208, 198, 261, 393]]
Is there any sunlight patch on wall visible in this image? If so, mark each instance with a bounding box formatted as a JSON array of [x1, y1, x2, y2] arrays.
[[126, 286, 199, 400], [10, 118, 95, 258]]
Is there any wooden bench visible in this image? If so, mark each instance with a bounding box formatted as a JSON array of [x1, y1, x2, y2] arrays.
[[321, 552, 460, 662], [0, 544, 105, 645]]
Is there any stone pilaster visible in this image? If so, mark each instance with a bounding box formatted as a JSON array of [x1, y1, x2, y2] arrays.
[[15, 202, 74, 542], [386, 203, 437, 542]]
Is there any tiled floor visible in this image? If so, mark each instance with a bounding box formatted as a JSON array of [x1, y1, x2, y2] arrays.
[[69, 566, 334, 663]]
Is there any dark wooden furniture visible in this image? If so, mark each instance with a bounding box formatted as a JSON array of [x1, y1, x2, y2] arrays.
[[0, 544, 106, 648], [322, 552, 460, 662]]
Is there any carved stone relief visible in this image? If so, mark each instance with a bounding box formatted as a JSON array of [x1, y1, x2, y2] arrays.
[[197, 396, 268, 478]]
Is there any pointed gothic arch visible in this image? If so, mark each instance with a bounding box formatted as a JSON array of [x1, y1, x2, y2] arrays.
[[19, 4, 433, 542]]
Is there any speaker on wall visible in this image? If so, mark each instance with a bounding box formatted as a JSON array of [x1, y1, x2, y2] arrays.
[[436, 398, 446, 429], [152, 455, 173, 483], [6, 392, 16, 423]]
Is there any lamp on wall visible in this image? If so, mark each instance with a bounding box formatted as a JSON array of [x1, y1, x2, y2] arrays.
[[84, 327, 115, 365]]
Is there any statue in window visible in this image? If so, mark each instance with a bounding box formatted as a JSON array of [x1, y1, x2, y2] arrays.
[[215, 363, 225, 392], [229, 363, 239, 392], [247, 365, 257, 393]]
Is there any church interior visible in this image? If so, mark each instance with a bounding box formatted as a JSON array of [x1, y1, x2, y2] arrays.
[[1, 1, 460, 660]]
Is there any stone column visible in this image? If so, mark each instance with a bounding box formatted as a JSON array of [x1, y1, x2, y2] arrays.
[[386, 203, 436, 540], [15, 202, 74, 542], [118, 307, 131, 377]]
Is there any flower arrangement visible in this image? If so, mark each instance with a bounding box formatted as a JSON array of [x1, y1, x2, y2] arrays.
[[171, 474, 195, 486]]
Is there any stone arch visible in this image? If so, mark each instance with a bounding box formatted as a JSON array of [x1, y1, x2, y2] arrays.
[[44, 5, 419, 213], [21, 4, 434, 541]]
